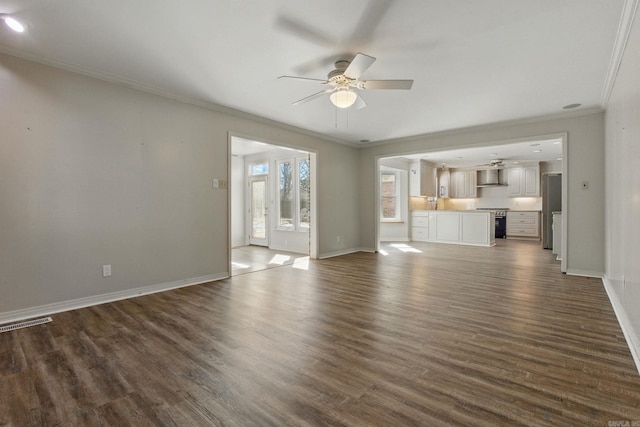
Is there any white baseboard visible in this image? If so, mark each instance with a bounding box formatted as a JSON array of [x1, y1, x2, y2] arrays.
[[380, 237, 410, 242], [318, 247, 374, 259], [566, 269, 603, 278], [602, 277, 640, 376], [0, 272, 228, 325]]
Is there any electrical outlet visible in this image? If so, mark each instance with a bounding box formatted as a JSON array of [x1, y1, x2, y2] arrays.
[[212, 179, 219, 188], [102, 265, 112, 277]]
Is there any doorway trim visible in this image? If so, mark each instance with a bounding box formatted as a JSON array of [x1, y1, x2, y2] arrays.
[[228, 132, 319, 276], [374, 132, 568, 273]]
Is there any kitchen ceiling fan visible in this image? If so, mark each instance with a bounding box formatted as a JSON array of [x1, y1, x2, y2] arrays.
[[476, 159, 506, 167], [278, 52, 413, 109]]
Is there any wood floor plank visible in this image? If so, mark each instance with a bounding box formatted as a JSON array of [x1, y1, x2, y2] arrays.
[[1, 240, 639, 425]]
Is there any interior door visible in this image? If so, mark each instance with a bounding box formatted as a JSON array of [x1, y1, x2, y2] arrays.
[[249, 177, 269, 246]]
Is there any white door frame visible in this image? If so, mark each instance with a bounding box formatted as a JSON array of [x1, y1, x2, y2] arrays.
[[228, 133, 318, 276]]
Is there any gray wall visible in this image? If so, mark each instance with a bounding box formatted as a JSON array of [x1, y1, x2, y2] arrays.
[[604, 7, 640, 370], [359, 111, 605, 276], [0, 54, 359, 319]]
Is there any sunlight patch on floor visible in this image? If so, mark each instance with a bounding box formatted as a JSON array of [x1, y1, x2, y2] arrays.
[[293, 256, 310, 270], [232, 262, 251, 269], [389, 243, 423, 253], [269, 254, 292, 265]]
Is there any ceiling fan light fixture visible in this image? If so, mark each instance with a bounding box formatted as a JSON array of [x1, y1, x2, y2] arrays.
[[330, 88, 357, 108], [1, 15, 25, 33]]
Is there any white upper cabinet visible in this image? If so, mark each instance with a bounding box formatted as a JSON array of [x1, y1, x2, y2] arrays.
[[507, 165, 540, 197], [409, 160, 437, 197], [449, 170, 477, 198], [523, 166, 540, 196], [507, 168, 524, 197]]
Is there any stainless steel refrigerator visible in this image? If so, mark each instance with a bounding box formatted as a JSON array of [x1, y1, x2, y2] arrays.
[[542, 173, 562, 249]]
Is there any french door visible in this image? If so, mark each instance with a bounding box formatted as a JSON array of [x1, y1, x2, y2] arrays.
[[249, 176, 269, 246]]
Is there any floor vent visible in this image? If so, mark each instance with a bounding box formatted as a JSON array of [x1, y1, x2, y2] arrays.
[[0, 317, 53, 334]]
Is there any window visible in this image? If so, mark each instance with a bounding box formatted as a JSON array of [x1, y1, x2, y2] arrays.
[[277, 157, 311, 230], [251, 162, 268, 175], [279, 160, 294, 227], [299, 159, 310, 229], [381, 172, 399, 221]]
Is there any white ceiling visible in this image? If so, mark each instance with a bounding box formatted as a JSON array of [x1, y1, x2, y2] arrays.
[[0, 0, 624, 145], [391, 137, 563, 169]]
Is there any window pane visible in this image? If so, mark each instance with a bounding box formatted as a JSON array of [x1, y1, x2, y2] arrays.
[[299, 159, 310, 228], [251, 163, 268, 175], [251, 180, 266, 239], [381, 173, 396, 196], [382, 196, 397, 219], [279, 161, 294, 226]]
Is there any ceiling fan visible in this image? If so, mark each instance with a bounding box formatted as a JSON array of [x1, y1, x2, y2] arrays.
[[477, 159, 507, 168], [278, 52, 413, 109]]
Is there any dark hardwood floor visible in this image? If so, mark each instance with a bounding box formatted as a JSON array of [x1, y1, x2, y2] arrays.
[[1, 240, 639, 426]]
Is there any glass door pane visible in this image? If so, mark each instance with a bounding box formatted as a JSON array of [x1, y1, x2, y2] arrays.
[[250, 178, 268, 245]]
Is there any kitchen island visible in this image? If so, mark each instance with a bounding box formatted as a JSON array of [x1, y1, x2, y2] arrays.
[[411, 210, 495, 247]]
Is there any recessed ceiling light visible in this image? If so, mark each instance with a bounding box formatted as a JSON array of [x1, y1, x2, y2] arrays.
[[557, 157, 563, 161], [1, 15, 25, 33], [513, 161, 520, 164], [533, 149, 542, 153], [530, 143, 540, 147], [553, 141, 562, 145], [563, 103, 581, 110]]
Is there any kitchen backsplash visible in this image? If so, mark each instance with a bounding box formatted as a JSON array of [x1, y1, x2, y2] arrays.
[[441, 197, 542, 211], [412, 187, 542, 211]]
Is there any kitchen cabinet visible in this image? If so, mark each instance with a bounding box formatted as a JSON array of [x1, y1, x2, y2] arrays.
[[507, 211, 540, 239], [427, 211, 495, 247], [437, 169, 450, 198], [411, 211, 429, 242], [409, 160, 437, 197], [449, 170, 477, 198], [507, 166, 540, 197]]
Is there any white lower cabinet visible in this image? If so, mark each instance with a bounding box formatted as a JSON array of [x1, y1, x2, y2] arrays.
[[411, 211, 429, 242], [507, 211, 540, 239], [413, 210, 496, 246], [434, 212, 460, 242]]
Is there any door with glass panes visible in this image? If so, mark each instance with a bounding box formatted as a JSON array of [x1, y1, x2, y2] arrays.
[[249, 176, 269, 246]]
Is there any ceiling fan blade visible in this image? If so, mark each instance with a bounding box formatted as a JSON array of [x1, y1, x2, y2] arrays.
[[292, 89, 334, 105], [353, 93, 367, 110], [278, 75, 329, 84], [358, 79, 413, 90], [293, 53, 347, 76], [350, 0, 394, 45], [343, 53, 376, 79], [275, 16, 335, 48]]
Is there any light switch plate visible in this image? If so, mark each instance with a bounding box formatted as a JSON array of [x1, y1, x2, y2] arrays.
[[102, 265, 111, 277]]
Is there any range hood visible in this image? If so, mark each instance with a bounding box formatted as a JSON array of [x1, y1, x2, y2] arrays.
[[477, 169, 507, 187]]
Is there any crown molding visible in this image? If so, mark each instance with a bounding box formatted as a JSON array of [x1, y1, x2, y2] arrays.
[[601, 0, 640, 106], [362, 107, 603, 149], [0, 47, 358, 148]]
